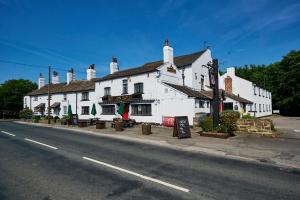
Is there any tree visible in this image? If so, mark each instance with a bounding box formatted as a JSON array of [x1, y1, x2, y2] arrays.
[[0, 79, 37, 118], [235, 50, 300, 116]]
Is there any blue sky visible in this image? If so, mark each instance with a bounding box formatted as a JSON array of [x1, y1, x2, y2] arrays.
[[0, 0, 299, 83]]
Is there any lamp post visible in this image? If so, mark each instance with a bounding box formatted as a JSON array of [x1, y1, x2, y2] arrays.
[[203, 59, 220, 127]]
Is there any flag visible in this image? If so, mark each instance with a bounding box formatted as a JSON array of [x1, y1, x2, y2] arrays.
[[118, 101, 125, 116]]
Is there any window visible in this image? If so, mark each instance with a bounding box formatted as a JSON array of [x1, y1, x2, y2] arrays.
[[206, 101, 209, 108], [134, 83, 144, 93], [262, 90, 265, 97], [195, 73, 197, 80], [122, 79, 128, 94], [201, 75, 204, 90], [263, 104, 265, 112], [33, 96, 38, 101], [253, 85, 257, 95], [254, 103, 257, 111], [81, 106, 89, 115], [63, 106, 67, 115], [131, 104, 151, 116], [199, 100, 204, 108], [259, 104, 261, 112], [82, 92, 89, 101], [102, 105, 115, 115], [259, 88, 261, 96], [104, 87, 111, 96], [63, 94, 67, 101]]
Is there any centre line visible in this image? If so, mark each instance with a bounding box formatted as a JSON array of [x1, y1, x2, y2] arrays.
[[24, 138, 58, 150], [1, 131, 16, 137], [82, 156, 190, 193]]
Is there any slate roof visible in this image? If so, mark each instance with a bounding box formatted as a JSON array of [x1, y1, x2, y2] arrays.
[[163, 82, 212, 99], [94, 50, 206, 82], [27, 80, 95, 96], [202, 90, 253, 104]]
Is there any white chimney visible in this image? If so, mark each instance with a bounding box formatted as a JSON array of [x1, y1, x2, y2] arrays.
[[67, 68, 75, 84], [38, 73, 45, 89], [227, 67, 235, 77], [163, 39, 174, 64], [52, 71, 59, 84], [87, 64, 96, 80], [110, 57, 119, 74]]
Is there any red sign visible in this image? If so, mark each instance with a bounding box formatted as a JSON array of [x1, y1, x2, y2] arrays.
[[163, 116, 175, 127]]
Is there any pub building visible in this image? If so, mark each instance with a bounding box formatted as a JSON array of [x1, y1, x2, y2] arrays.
[[24, 40, 272, 125]]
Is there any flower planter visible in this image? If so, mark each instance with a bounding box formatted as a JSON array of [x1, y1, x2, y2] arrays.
[[96, 121, 106, 129], [115, 121, 124, 131], [142, 124, 151, 135]]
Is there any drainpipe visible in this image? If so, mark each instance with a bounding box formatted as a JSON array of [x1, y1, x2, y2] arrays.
[[76, 92, 78, 114]]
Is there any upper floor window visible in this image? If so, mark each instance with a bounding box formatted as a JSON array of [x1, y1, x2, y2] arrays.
[[201, 75, 204, 90], [122, 79, 128, 94], [104, 87, 111, 96], [259, 104, 261, 112], [134, 83, 144, 94], [195, 73, 198, 80], [253, 84, 257, 95], [81, 92, 89, 101], [262, 89, 265, 97], [63, 94, 67, 101], [258, 88, 261, 96]]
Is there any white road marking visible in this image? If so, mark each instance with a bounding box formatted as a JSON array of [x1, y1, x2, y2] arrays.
[[24, 138, 58, 150], [294, 129, 300, 133], [1, 131, 16, 137], [82, 156, 190, 193]]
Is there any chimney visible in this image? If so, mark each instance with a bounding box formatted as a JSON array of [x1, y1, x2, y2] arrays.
[[224, 76, 232, 93], [38, 73, 45, 89], [227, 67, 235, 76], [87, 64, 96, 80], [110, 57, 119, 74], [67, 68, 75, 84], [163, 39, 174, 64], [52, 71, 59, 84]]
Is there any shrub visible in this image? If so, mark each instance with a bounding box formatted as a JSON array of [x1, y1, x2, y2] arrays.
[[54, 116, 60, 120], [34, 115, 41, 123], [219, 111, 239, 134], [242, 114, 254, 119], [201, 115, 213, 132], [19, 108, 33, 119], [222, 110, 240, 119]]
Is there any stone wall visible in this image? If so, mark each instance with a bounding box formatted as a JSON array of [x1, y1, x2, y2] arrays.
[[237, 119, 273, 134]]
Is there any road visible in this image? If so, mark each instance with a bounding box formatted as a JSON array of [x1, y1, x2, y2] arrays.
[[0, 122, 299, 200], [273, 117, 300, 139]]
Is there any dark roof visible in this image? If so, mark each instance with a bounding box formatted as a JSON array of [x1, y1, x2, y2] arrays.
[[27, 80, 95, 96], [202, 90, 253, 104], [50, 102, 60, 108], [34, 103, 45, 108], [163, 82, 212, 99], [94, 50, 206, 82]]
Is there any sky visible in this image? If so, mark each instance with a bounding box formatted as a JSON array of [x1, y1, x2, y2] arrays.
[[0, 0, 299, 83]]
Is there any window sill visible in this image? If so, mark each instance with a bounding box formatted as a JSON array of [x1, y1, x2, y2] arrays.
[[131, 114, 152, 116], [101, 113, 115, 115], [81, 99, 90, 101]]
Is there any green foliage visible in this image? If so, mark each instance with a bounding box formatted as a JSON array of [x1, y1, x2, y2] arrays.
[[235, 50, 300, 116], [221, 110, 240, 119], [242, 114, 255, 119], [201, 115, 213, 132], [219, 111, 239, 134], [34, 115, 40, 123], [19, 108, 33, 119], [0, 79, 37, 118]]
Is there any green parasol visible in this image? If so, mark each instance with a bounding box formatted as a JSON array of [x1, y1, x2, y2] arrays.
[[67, 104, 72, 118], [118, 101, 125, 116], [91, 103, 97, 117]]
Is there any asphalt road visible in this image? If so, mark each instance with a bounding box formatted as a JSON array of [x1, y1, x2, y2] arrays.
[[0, 122, 299, 200]]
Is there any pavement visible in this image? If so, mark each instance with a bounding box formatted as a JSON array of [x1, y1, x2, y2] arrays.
[[0, 120, 299, 199]]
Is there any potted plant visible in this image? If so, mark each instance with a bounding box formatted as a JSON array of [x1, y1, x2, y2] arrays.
[[115, 118, 124, 131], [142, 123, 151, 135]]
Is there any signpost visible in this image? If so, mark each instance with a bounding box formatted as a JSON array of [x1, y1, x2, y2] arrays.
[[173, 116, 191, 139]]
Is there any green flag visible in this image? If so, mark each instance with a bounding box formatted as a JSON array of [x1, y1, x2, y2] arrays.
[[118, 101, 125, 116], [67, 105, 72, 118], [91, 103, 97, 117]]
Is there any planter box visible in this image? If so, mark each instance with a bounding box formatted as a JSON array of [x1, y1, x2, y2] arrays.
[[115, 121, 124, 131], [199, 132, 232, 139], [96, 121, 106, 129], [78, 121, 88, 127], [142, 124, 151, 135]]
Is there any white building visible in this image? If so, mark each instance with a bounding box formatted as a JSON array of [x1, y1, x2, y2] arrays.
[[24, 40, 272, 124], [219, 67, 272, 117]]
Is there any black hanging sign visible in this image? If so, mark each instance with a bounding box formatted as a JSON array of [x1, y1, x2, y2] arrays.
[[173, 116, 191, 139], [71, 114, 78, 125]]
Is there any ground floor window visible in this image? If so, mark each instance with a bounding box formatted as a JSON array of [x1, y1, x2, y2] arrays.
[[131, 104, 151, 116], [102, 105, 115, 115], [223, 102, 233, 110], [81, 106, 90, 115]]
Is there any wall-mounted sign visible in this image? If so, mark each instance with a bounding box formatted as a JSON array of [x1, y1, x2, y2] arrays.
[[167, 65, 176, 74]]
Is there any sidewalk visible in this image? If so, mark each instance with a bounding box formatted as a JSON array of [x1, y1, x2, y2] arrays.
[[15, 121, 300, 170]]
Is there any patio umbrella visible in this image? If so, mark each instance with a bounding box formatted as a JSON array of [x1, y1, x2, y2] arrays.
[[118, 101, 125, 116], [67, 105, 72, 118], [91, 103, 97, 118]]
